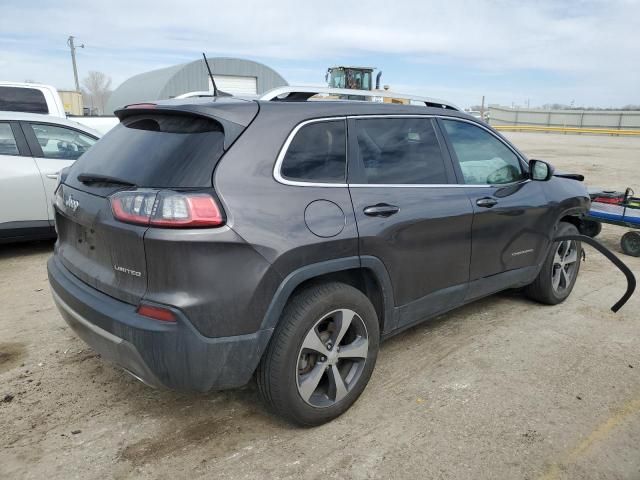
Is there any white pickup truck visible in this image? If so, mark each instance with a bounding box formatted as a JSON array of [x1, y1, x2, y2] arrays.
[[0, 81, 119, 134]]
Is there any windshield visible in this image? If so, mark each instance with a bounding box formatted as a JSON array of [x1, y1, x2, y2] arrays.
[[328, 69, 372, 90], [328, 70, 346, 89]]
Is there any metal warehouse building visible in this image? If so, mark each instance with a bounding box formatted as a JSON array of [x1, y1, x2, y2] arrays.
[[105, 57, 288, 114]]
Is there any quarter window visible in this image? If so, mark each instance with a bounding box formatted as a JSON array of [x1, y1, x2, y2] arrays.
[[354, 118, 448, 184], [28, 123, 97, 160], [0, 123, 19, 156], [281, 120, 346, 183], [442, 120, 525, 185]]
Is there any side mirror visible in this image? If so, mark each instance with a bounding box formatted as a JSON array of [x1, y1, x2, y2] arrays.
[[529, 159, 554, 181]]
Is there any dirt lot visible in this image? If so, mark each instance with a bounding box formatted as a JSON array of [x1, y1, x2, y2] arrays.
[[1, 132, 639, 479]]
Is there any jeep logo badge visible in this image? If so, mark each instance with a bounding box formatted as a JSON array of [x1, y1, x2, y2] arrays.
[[64, 195, 79, 212]]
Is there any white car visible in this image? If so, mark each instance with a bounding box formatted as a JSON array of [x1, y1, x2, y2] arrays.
[[0, 112, 100, 243]]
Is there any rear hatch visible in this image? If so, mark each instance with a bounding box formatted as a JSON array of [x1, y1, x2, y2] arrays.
[[54, 100, 258, 304]]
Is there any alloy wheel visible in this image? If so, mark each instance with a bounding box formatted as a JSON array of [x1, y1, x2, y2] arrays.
[[551, 240, 579, 293], [296, 309, 369, 408]]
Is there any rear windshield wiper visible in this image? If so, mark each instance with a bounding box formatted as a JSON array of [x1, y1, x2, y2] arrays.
[[77, 173, 137, 187]]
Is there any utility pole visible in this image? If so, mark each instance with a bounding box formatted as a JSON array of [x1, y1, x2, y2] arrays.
[[67, 36, 84, 92], [480, 95, 485, 121]]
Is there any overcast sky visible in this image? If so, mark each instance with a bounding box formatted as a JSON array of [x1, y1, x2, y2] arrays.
[[1, 0, 638, 108]]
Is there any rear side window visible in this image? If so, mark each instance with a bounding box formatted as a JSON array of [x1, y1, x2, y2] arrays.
[[354, 118, 448, 184], [0, 87, 48, 114], [66, 113, 225, 188], [442, 120, 525, 185], [281, 120, 346, 183], [0, 123, 19, 156], [28, 123, 97, 160]]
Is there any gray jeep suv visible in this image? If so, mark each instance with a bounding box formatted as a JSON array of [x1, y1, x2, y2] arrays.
[[48, 92, 591, 425]]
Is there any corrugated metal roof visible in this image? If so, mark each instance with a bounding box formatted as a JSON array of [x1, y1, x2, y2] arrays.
[[106, 57, 287, 114], [107, 63, 185, 114]]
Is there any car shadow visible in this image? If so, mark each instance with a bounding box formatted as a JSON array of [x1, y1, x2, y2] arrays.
[[0, 239, 55, 260]]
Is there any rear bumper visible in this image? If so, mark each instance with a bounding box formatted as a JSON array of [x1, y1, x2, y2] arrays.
[[47, 255, 273, 392]]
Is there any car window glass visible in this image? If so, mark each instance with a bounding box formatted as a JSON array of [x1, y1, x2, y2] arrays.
[[281, 120, 346, 183], [0, 86, 48, 114], [29, 123, 97, 160], [0, 123, 19, 156], [442, 120, 524, 185], [355, 118, 448, 184], [66, 114, 225, 189]]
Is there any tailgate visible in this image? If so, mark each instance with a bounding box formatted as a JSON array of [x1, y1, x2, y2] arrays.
[[55, 184, 148, 305]]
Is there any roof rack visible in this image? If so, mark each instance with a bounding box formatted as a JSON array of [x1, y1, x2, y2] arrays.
[[259, 86, 460, 111]]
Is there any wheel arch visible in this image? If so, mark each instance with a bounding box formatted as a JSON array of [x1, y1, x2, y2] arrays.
[[558, 213, 581, 230], [557, 211, 606, 239], [259, 256, 395, 335], [555, 206, 588, 234]]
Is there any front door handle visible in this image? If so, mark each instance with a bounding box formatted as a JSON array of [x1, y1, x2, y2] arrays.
[[363, 203, 400, 217], [46, 173, 59, 180], [476, 197, 498, 208]]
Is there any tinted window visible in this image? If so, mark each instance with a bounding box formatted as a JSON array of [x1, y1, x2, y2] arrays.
[[29, 123, 97, 160], [355, 118, 448, 184], [66, 113, 225, 188], [443, 120, 525, 185], [281, 120, 346, 183], [0, 123, 19, 156], [0, 87, 48, 114]]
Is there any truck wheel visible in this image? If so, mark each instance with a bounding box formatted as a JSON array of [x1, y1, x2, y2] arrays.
[[525, 222, 582, 305], [257, 282, 379, 426], [621, 231, 640, 257]]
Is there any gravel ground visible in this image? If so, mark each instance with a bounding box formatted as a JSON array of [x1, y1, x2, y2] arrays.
[[1, 132, 639, 480]]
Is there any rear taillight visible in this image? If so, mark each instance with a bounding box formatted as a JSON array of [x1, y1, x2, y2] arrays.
[[111, 191, 157, 225], [110, 190, 224, 228]]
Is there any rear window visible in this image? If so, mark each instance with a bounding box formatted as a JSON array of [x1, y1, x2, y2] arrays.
[[67, 113, 225, 188], [280, 120, 346, 183], [0, 86, 48, 114]]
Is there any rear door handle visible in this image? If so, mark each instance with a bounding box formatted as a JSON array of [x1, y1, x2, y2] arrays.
[[46, 173, 59, 180], [476, 197, 498, 208], [364, 203, 400, 217]]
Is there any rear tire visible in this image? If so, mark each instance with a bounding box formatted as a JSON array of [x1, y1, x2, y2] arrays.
[[525, 222, 582, 305], [621, 231, 640, 257], [257, 282, 380, 426]]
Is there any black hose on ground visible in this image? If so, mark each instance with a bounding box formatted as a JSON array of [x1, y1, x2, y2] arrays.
[[555, 234, 636, 312]]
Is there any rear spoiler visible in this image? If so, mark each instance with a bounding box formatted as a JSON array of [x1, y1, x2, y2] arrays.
[[114, 100, 258, 150]]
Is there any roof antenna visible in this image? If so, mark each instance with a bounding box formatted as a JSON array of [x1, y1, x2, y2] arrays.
[[202, 53, 218, 96]]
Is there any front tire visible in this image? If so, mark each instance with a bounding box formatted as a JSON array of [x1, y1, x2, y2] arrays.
[[257, 282, 380, 426], [525, 222, 582, 305]]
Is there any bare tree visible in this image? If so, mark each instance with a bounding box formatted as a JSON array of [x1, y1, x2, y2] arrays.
[[81, 71, 112, 115]]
